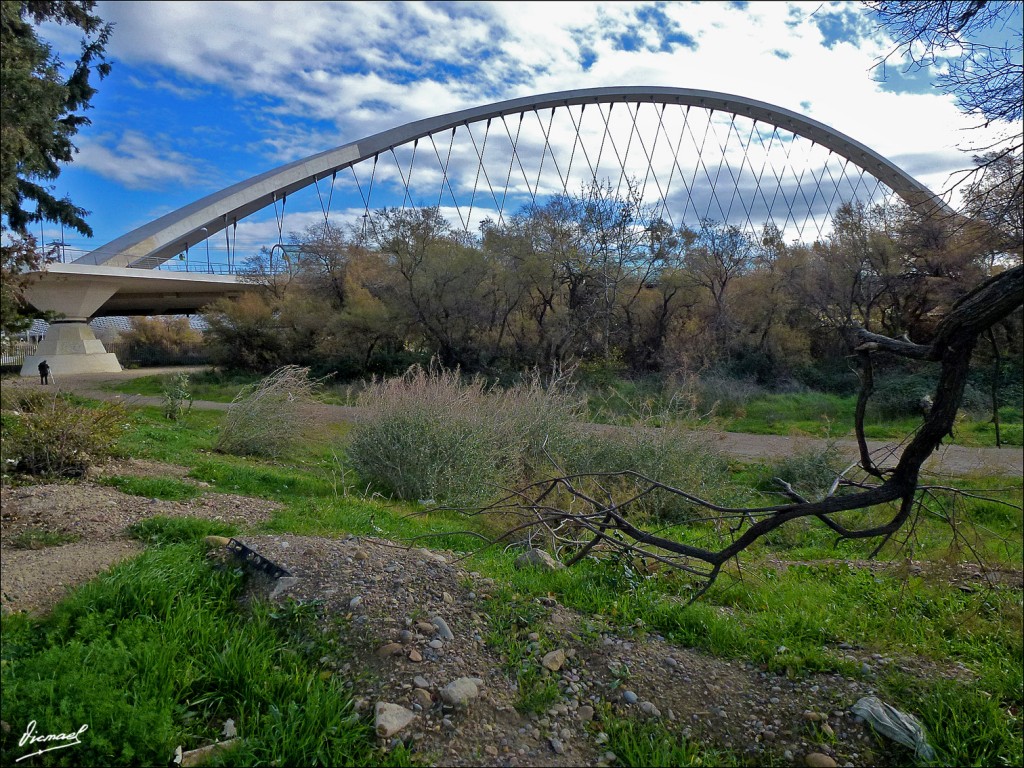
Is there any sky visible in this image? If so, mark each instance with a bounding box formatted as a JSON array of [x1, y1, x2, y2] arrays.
[[34, 0, 1020, 264]]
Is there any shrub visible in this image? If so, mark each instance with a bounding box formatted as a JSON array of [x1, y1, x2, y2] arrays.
[[0, 389, 126, 477], [767, 443, 846, 502], [687, 373, 765, 418], [553, 424, 729, 524], [117, 316, 204, 366], [215, 365, 322, 457], [869, 372, 987, 420], [162, 372, 193, 421], [346, 362, 580, 505]]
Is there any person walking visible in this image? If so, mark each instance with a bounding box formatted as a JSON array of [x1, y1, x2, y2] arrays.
[[38, 360, 50, 385]]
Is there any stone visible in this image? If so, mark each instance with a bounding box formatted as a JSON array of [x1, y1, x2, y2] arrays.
[[439, 677, 480, 708], [442, 591, 455, 604], [413, 675, 430, 689], [375, 702, 416, 738], [354, 549, 369, 561], [408, 649, 423, 663], [416, 621, 436, 635], [485, 745, 499, 757], [431, 616, 455, 641], [541, 648, 566, 672], [622, 690, 638, 705], [377, 642, 404, 657], [805, 754, 837, 768], [269, 576, 300, 600], [549, 737, 565, 755], [515, 548, 563, 571], [802, 753, 835, 765], [349, 595, 363, 610], [179, 739, 241, 767], [412, 688, 433, 710], [428, 639, 444, 650], [410, 547, 446, 564], [639, 701, 661, 717], [578, 705, 595, 722]]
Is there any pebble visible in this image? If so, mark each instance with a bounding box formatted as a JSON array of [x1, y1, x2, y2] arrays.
[[622, 690, 638, 705], [377, 642, 403, 657], [578, 705, 595, 722], [413, 675, 430, 689], [542, 648, 566, 671], [374, 702, 416, 738], [485, 745, 498, 757], [639, 701, 661, 717], [432, 616, 455, 641], [412, 688, 432, 710], [408, 649, 423, 663], [549, 737, 565, 755], [416, 621, 436, 635], [805, 753, 837, 768], [439, 677, 481, 708], [398, 629, 413, 643], [428, 639, 444, 650], [349, 595, 363, 609]]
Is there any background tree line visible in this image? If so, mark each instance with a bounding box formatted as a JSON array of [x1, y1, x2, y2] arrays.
[[202, 157, 1022, 401]]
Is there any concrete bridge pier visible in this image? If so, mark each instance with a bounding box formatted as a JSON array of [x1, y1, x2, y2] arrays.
[[20, 280, 122, 377]]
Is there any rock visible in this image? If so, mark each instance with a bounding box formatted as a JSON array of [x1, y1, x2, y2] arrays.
[[269, 576, 300, 599], [442, 591, 454, 604], [408, 648, 423, 662], [639, 701, 661, 717], [549, 737, 565, 755], [528, 632, 540, 642], [428, 639, 444, 649], [410, 547, 446, 564], [803, 711, 825, 721], [485, 745, 499, 757], [375, 702, 416, 738], [542, 648, 566, 672], [179, 739, 241, 767], [622, 690, 638, 705], [349, 595, 363, 610], [412, 688, 433, 709], [354, 549, 369, 561], [398, 629, 414, 643], [416, 621, 436, 635], [431, 616, 455, 641], [377, 642, 404, 657], [439, 677, 480, 708], [413, 675, 430, 689], [805, 753, 837, 768], [515, 548, 563, 571], [577, 705, 595, 723]]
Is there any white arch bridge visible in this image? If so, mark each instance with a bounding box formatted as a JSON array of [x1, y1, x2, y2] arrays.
[[21, 86, 946, 375]]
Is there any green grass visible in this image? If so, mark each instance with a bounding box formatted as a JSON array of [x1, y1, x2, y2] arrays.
[[2, 391, 1021, 766], [0, 544, 410, 767], [109, 370, 352, 406], [719, 393, 1023, 448], [126, 516, 239, 546], [6, 529, 81, 549]]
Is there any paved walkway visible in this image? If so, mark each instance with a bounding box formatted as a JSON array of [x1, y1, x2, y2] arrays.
[[15, 367, 1023, 478]]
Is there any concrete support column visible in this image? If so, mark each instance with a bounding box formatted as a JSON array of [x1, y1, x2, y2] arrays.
[[19, 280, 122, 377]]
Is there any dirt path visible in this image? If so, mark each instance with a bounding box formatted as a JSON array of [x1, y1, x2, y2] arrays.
[[16, 367, 1022, 478]]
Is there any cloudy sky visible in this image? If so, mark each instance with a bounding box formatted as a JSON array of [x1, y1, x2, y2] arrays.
[[37, 0, 1017, 262]]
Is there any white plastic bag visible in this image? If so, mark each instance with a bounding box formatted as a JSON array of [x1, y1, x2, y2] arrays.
[[852, 695, 936, 761]]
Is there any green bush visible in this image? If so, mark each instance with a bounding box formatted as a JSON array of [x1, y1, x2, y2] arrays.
[[0, 389, 126, 478], [215, 366, 322, 457], [869, 371, 987, 420], [766, 443, 846, 502], [554, 424, 729, 524], [346, 362, 580, 505]]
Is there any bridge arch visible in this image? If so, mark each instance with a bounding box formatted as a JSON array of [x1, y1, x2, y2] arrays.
[[79, 86, 945, 270]]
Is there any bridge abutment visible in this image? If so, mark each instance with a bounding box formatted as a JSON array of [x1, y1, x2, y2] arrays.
[[18, 279, 122, 377], [21, 322, 122, 377]]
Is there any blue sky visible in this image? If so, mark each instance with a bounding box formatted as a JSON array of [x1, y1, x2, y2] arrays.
[[35, 0, 1018, 262]]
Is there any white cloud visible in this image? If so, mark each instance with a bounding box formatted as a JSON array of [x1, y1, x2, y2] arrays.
[[75, 130, 199, 189], [68, 0, 1017, 250]]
